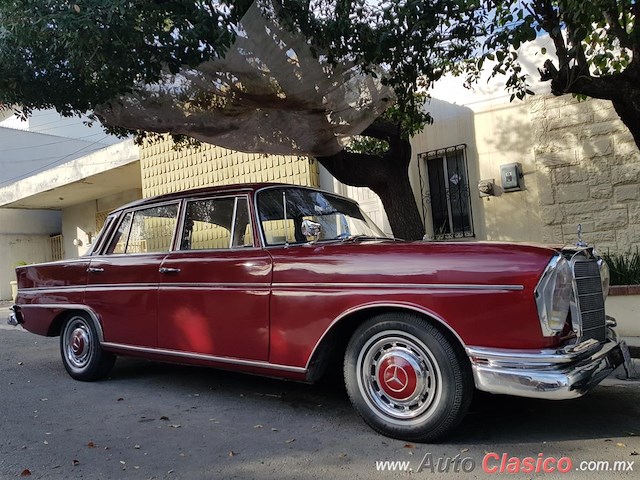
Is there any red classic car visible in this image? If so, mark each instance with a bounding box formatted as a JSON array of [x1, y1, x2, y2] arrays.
[[8, 183, 632, 442]]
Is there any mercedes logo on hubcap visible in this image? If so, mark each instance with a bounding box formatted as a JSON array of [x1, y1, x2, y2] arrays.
[[383, 364, 409, 392]]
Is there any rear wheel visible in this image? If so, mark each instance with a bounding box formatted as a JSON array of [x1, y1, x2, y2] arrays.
[[344, 313, 473, 442], [60, 313, 115, 381]]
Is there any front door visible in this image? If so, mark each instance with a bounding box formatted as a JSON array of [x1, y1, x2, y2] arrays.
[[157, 195, 271, 360]]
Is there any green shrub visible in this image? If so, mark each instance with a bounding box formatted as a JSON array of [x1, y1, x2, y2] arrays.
[[603, 250, 640, 286]]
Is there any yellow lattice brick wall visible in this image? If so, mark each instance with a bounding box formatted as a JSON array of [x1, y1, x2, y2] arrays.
[[140, 136, 320, 198]]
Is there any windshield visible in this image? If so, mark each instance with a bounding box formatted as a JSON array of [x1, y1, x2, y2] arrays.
[[257, 187, 390, 245]]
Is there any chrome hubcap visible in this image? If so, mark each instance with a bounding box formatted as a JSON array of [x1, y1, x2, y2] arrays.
[[64, 318, 92, 369], [357, 331, 441, 424]]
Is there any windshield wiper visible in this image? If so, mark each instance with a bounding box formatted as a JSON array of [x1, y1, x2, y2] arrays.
[[339, 234, 397, 243]]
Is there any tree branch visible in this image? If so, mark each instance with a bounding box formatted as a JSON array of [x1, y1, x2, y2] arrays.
[[603, 1, 632, 49], [532, 0, 569, 65]]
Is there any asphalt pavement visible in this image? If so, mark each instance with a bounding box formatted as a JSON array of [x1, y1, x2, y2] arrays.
[[1, 319, 640, 480]]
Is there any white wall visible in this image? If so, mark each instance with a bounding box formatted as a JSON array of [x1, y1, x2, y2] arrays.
[[0, 208, 61, 235], [0, 208, 62, 300], [0, 234, 53, 300]]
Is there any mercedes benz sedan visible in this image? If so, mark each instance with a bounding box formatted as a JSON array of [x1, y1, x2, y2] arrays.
[[8, 183, 632, 442]]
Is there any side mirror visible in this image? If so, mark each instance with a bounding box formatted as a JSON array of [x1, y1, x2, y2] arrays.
[[301, 219, 322, 241]]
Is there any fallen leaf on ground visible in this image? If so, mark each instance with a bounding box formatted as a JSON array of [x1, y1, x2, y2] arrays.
[[20, 469, 31, 477], [404, 444, 415, 449], [72, 460, 80, 466], [87, 442, 95, 448], [617, 443, 627, 447]]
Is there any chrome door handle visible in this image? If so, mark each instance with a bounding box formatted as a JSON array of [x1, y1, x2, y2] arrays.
[[159, 267, 181, 274], [87, 267, 104, 273]]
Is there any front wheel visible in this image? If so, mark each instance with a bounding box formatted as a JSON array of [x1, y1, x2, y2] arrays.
[[344, 313, 473, 442], [60, 313, 115, 381]]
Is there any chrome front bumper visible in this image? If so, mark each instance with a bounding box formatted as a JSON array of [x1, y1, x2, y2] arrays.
[[466, 328, 630, 400]]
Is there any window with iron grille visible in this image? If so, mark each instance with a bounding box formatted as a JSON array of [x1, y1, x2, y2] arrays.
[[419, 145, 474, 240]]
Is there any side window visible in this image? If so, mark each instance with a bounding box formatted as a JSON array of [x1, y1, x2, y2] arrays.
[[108, 204, 179, 254], [180, 196, 253, 250]]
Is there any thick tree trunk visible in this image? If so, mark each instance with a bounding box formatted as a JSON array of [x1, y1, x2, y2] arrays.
[[612, 97, 640, 150], [316, 120, 425, 240]]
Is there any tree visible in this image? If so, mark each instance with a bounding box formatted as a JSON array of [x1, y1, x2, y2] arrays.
[[0, 1, 484, 241], [475, 1, 640, 149]]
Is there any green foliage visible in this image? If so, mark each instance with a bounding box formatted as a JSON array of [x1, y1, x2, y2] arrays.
[[346, 135, 389, 156], [474, 0, 638, 101], [603, 250, 640, 286], [274, 1, 483, 133], [0, 0, 484, 140], [0, 1, 248, 120]]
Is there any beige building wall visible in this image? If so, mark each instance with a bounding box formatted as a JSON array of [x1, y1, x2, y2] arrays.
[[530, 95, 640, 253], [62, 189, 142, 258], [140, 137, 319, 197], [410, 97, 544, 242]]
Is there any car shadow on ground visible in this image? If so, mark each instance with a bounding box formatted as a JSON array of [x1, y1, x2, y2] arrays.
[[108, 356, 640, 446]]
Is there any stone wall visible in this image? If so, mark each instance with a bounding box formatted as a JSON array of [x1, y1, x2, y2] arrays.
[[530, 94, 640, 253], [140, 137, 319, 198]]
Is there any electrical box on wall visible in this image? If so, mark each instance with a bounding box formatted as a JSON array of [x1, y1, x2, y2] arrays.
[[500, 163, 523, 192]]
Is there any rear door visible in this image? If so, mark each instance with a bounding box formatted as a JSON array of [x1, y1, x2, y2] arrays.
[[85, 202, 180, 348]]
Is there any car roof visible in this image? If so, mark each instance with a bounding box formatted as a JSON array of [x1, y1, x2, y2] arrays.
[[109, 183, 349, 214]]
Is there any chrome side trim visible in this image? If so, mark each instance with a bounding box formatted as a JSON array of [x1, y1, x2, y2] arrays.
[[304, 302, 468, 370], [274, 283, 524, 291], [19, 283, 270, 294], [19, 303, 105, 343], [18, 282, 523, 293], [100, 343, 307, 374]]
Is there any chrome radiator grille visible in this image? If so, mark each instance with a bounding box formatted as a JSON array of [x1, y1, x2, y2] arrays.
[[573, 258, 606, 342]]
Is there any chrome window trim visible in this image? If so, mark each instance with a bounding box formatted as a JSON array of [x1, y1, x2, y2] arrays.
[[102, 200, 182, 256], [175, 193, 255, 251], [253, 185, 374, 248], [100, 342, 306, 374], [88, 215, 117, 256]]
